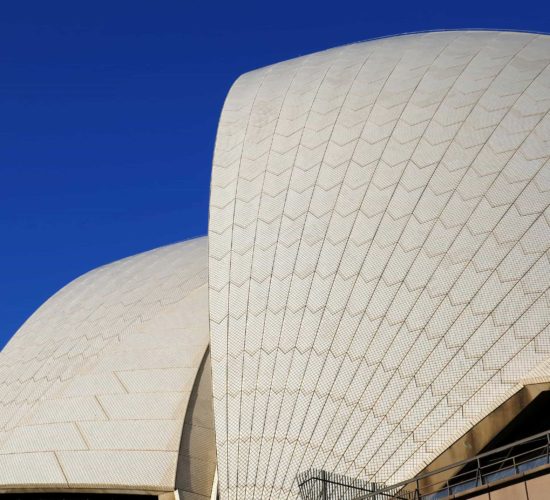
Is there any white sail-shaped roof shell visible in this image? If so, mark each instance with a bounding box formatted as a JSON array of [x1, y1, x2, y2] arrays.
[[0, 237, 210, 493], [209, 31, 550, 499]]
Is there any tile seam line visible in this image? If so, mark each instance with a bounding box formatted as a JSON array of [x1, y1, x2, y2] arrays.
[[53, 450, 70, 487]]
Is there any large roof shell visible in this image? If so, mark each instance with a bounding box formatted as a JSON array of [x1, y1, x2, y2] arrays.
[[209, 30, 550, 498], [0, 237, 211, 494]]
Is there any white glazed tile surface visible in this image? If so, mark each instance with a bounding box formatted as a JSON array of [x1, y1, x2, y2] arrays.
[[0, 237, 209, 491], [209, 31, 550, 499]]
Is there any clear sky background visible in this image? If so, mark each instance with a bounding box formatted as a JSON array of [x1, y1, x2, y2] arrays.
[[1, 0, 549, 348]]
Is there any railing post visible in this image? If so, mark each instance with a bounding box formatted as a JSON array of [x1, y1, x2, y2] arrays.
[[477, 457, 482, 485]]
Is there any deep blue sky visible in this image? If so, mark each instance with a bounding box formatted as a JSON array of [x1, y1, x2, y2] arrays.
[[1, 0, 549, 348]]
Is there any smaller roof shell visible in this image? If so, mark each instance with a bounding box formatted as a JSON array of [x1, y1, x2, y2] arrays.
[[0, 237, 210, 493]]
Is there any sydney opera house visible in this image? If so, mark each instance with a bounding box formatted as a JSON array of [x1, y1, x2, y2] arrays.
[[1, 30, 550, 500]]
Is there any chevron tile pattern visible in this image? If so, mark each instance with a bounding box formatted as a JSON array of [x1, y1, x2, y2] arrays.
[[0, 237, 209, 491], [209, 31, 550, 499]]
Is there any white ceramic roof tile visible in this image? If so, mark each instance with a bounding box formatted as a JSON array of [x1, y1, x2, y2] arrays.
[[0, 452, 67, 487], [78, 420, 182, 451], [98, 388, 190, 423], [57, 450, 177, 490], [116, 367, 197, 394], [22, 396, 109, 425], [0, 237, 209, 492], [56, 372, 127, 398], [1, 422, 87, 452], [209, 31, 550, 498]]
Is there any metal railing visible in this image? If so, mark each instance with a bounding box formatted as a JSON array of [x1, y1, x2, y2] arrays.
[[297, 429, 550, 500], [297, 469, 383, 499]]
